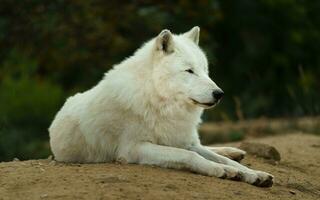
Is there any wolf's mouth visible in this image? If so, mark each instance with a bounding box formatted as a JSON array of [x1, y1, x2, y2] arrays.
[[190, 99, 216, 108]]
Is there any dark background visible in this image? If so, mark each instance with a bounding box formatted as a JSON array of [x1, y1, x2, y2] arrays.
[[0, 0, 319, 161]]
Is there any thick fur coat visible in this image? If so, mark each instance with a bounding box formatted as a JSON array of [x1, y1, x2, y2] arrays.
[[49, 27, 274, 187]]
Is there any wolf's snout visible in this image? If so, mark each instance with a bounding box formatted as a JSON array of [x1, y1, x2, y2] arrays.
[[212, 89, 224, 100]]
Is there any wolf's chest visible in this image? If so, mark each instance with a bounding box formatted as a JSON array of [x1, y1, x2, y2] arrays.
[[151, 119, 197, 148]]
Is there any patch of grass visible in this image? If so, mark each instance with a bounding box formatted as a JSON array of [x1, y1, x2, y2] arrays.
[[228, 130, 245, 142]]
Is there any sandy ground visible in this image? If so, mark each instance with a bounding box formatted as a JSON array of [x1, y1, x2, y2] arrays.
[[1, 133, 320, 200]]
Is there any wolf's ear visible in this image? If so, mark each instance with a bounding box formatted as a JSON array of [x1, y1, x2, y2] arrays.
[[183, 26, 200, 45], [156, 29, 174, 53]]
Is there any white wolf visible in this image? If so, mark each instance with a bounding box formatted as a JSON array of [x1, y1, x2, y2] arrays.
[[49, 27, 273, 187]]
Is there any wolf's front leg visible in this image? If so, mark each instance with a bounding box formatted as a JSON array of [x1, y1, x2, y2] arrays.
[[207, 146, 246, 162], [189, 145, 273, 187], [130, 142, 243, 180]]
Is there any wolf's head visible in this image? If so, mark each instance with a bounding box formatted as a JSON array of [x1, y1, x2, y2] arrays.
[[151, 27, 223, 109]]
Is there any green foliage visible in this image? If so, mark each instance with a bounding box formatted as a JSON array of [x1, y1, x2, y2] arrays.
[[228, 130, 245, 142], [0, 50, 64, 160], [211, 0, 320, 119], [0, 0, 319, 160]]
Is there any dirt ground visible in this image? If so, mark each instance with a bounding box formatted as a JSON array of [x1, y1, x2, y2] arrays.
[[1, 133, 320, 200]]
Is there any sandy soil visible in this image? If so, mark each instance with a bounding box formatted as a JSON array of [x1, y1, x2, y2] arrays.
[[1, 133, 320, 200]]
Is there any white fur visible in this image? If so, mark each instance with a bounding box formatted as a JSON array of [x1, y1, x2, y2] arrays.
[[49, 27, 273, 187]]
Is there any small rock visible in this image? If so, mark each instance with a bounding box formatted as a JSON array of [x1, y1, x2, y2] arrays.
[[240, 142, 281, 161], [289, 190, 296, 195], [97, 175, 128, 184], [116, 157, 128, 164], [164, 184, 178, 190], [47, 155, 53, 160], [40, 194, 48, 198], [13, 158, 20, 161], [49, 160, 57, 166], [233, 191, 241, 195], [311, 144, 320, 148]]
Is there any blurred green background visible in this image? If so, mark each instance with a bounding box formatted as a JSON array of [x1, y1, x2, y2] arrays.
[[0, 0, 319, 161]]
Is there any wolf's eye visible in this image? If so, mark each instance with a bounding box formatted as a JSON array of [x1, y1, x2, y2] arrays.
[[185, 69, 194, 74]]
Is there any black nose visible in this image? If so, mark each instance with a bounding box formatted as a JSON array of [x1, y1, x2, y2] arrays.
[[212, 89, 224, 100]]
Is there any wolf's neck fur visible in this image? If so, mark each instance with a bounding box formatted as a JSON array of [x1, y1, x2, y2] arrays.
[[98, 40, 203, 127]]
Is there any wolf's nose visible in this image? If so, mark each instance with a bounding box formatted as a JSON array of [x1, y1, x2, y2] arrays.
[[212, 89, 224, 100]]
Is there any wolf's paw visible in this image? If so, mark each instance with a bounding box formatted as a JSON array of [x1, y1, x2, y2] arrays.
[[219, 147, 246, 162], [242, 170, 274, 187], [253, 171, 274, 187], [219, 166, 242, 181]]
